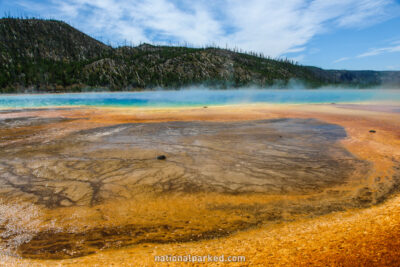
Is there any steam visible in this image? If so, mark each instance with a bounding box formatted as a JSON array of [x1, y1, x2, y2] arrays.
[[0, 82, 400, 109]]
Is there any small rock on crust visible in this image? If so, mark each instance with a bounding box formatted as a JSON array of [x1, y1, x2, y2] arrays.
[[157, 155, 167, 160]]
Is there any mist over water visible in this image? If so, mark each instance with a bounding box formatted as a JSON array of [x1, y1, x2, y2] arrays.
[[0, 88, 400, 108]]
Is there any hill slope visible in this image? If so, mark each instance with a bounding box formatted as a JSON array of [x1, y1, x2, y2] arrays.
[[1, 18, 399, 93]]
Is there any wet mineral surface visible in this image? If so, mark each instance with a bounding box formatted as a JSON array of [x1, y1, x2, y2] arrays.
[[0, 110, 397, 260]]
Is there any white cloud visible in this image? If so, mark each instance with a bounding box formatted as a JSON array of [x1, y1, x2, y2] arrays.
[[385, 65, 400, 70], [16, 0, 400, 57], [333, 57, 350, 63], [357, 44, 400, 58], [334, 0, 395, 27]]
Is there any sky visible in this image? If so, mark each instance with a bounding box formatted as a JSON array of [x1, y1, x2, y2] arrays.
[[1, 0, 400, 70]]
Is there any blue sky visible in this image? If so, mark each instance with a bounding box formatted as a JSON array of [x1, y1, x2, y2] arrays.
[[1, 0, 400, 70]]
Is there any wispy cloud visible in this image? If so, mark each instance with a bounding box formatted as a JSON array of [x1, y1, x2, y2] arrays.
[[14, 0, 400, 57], [333, 57, 350, 64], [385, 65, 400, 70], [357, 44, 400, 58]]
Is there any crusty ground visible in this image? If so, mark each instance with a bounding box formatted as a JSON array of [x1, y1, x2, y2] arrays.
[[1, 103, 400, 266]]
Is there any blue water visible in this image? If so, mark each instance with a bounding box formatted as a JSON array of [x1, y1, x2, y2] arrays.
[[0, 89, 399, 108]]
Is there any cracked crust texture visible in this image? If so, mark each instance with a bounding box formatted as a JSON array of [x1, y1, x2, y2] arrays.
[[0, 103, 399, 265]]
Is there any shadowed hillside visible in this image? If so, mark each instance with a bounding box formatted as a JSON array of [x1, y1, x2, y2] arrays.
[[1, 18, 400, 93]]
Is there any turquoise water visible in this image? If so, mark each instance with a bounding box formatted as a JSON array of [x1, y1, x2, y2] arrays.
[[0, 89, 400, 108]]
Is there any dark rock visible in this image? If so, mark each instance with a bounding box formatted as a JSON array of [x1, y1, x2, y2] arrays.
[[369, 130, 376, 133], [157, 155, 166, 160]]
